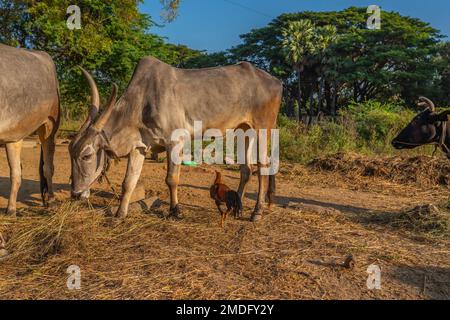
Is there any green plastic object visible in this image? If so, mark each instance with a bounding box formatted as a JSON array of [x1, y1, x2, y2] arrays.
[[182, 161, 198, 167]]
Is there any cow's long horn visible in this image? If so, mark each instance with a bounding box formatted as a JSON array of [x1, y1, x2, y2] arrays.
[[418, 96, 435, 112], [79, 67, 100, 116], [93, 83, 118, 131], [79, 67, 101, 132]]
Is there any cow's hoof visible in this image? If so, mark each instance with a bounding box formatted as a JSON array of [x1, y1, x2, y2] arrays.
[[114, 209, 128, 219], [168, 205, 183, 220], [251, 212, 263, 222], [0, 249, 9, 261], [45, 197, 57, 209], [5, 208, 16, 217], [42, 193, 55, 207], [47, 195, 56, 204]]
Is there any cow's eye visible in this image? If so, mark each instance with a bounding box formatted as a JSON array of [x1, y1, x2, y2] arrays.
[[82, 154, 93, 161]]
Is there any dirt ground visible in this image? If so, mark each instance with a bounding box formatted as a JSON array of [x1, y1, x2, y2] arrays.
[[0, 140, 449, 300]]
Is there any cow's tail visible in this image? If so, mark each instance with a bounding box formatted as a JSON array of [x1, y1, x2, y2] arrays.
[[235, 191, 243, 213], [226, 191, 243, 214], [266, 173, 276, 208], [39, 146, 48, 206]]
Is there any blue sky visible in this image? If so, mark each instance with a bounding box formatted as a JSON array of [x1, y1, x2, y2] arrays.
[[141, 0, 449, 52]]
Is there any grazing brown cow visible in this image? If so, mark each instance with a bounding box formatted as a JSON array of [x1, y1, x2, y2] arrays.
[[69, 57, 282, 221], [0, 44, 60, 216]]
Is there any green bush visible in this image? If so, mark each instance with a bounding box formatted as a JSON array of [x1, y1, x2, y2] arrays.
[[278, 114, 357, 163], [340, 100, 416, 154], [279, 101, 431, 163]]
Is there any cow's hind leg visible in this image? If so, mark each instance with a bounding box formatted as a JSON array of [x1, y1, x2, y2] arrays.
[[237, 135, 255, 210], [115, 148, 145, 218], [38, 129, 56, 206], [5, 140, 23, 216], [237, 164, 251, 201], [252, 130, 271, 222], [166, 145, 182, 219], [266, 174, 276, 209], [252, 165, 269, 222]]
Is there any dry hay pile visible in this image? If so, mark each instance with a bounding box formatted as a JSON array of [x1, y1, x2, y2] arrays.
[[395, 205, 450, 236], [2, 201, 346, 300], [361, 204, 450, 238], [0, 200, 357, 300], [1, 201, 450, 299], [310, 153, 450, 188]]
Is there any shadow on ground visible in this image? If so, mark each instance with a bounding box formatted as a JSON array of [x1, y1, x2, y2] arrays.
[[0, 176, 70, 210], [391, 265, 450, 300]]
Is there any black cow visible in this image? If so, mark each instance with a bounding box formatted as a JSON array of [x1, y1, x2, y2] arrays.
[[392, 97, 450, 157]]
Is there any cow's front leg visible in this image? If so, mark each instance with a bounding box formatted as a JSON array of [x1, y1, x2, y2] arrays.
[[5, 140, 23, 217], [252, 164, 268, 222], [115, 148, 145, 218], [166, 147, 182, 219], [40, 133, 56, 206]]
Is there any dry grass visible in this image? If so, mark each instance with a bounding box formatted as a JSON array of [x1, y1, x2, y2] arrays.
[[1, 197, 449, 300], [310, 153, 450, 188], [1, 150, 450, 300], [356, 204, 450, 239], [306, 153, 450, 239]]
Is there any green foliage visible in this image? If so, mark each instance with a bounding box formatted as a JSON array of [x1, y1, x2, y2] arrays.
[[183, 51, 232, 68], [339, 101, 415, 153], [221, 7, 448, 112], [0, 0, 200, 120], [281, 19, 338, 117], [279, 114, 356, 163], [282, 20, 315, 66], [282, 20, 337, 67], [278, 101, 425, 163]]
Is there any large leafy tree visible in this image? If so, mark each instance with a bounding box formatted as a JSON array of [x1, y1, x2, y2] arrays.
[[430, 42, 450, 104], [0, 0, 199, 119], [226, 7, 446, 115], [0, 0, 28, 46]]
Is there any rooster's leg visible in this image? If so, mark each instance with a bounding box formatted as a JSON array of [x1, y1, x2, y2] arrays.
[[215, 201, 224, 214], [221, 209, 232, 228]]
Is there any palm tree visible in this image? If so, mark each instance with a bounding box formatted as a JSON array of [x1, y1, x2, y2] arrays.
[[282, 20, 315, 121], [314, 25, 338, 115]]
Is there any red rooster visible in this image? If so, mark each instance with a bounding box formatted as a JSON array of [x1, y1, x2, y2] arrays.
[[210, 171, 243, 227]]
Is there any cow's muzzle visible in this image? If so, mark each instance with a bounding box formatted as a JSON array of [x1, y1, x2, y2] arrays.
[[391, 139, 417, 150], [391, 140, 403, 149], [71, 189, 91, 200]]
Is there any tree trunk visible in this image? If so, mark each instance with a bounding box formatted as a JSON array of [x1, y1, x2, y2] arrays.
[[288, 96, 295, 118], [325, 81, 332, 115], [317, 77, 325, 115], [297, 68, 302, 122], [331, 81, 337, 116], [309, 86, 315, 120]]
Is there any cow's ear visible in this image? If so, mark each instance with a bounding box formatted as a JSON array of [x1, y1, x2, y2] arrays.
[[134, 141, 148, 154], [104, 145, 118, 160], [431, 110, 450, 123], [98, 131, 118, 159]]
